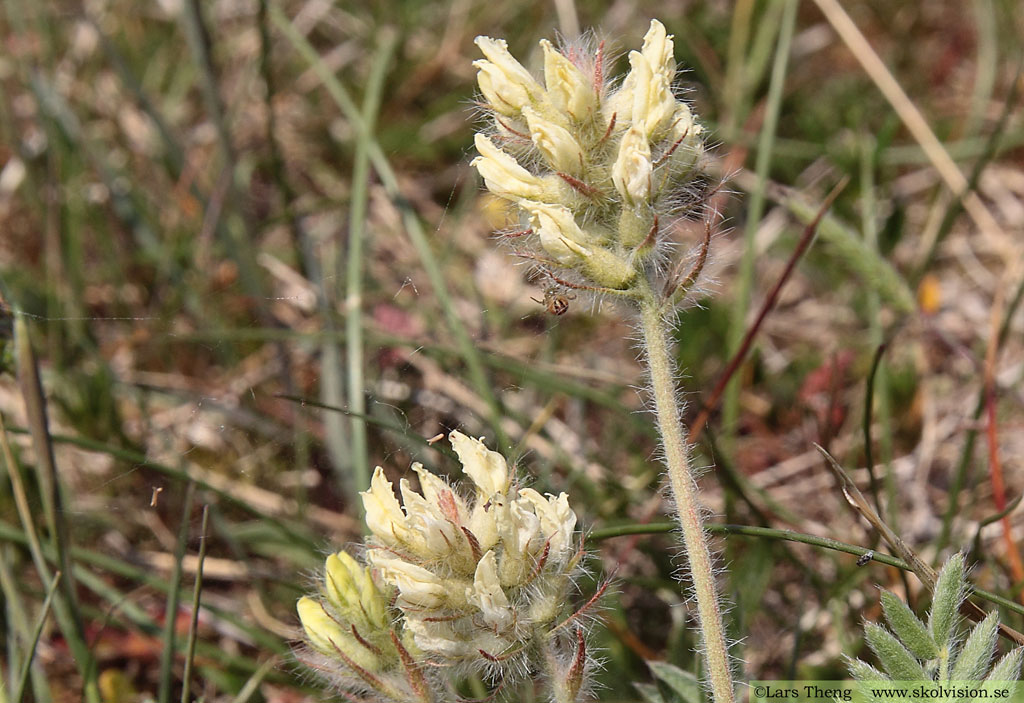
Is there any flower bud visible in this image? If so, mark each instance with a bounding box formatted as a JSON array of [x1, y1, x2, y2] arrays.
[[523, 106, 585, 174], [325, 551, 389, 631], [297, 596, 381, 671], [541, 39, 596, 121], [612, 126, 652, 205], [474, 36, 543, 115]]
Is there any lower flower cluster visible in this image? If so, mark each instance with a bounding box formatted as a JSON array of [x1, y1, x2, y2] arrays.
[[297, 431, 593, 703]]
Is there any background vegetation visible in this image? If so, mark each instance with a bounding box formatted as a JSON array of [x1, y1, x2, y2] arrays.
[[0, 0, 1022, 701]]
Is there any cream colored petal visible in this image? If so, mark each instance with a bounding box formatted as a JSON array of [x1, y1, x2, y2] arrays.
[[475, 36, 542, 95], [541, 39, 595, 119], [641, 19, 676, 82], [449, 431, 509, 497], [612, 126, 653, 205], [361, 467, 407, 546], [475, 60, 533, 116], [519, 200, 591, 265], [467, 551, 513, 629], [412, 463, 467, 523], [405, 616, 472, 657], [370, 554, 450, 609], [473, 36, 542, 114], [473, 133, 573, 204], [467, 498, 501, 553], [606, 70, 636, 128], [507, 498, 542, 555], [517, 488, 577, 558], [625, 51, 675, 137], [522, 106, 584, 174]]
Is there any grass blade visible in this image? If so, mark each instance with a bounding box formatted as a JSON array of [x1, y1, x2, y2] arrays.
[[13, 572, 62, 703], [722, 0, 799, 440], [231, 657, 279, 703], [180, 506, 210, 703], [8, 319, 99, 703], [342, 31, 396, 505], [269, 4, 510, 451], [158, 482, 196, 703], [0, 545, 51, 703]]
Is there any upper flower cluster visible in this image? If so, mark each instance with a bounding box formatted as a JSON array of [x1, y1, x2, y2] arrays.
[[297, 431, 590, 702], [472, 20, 706, 297]]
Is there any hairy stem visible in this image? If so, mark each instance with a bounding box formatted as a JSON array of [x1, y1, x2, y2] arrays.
[[638, 288, 735, 703]]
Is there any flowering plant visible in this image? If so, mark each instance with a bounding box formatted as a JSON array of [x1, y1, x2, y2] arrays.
[[471, 20, 708, 302], [470, 21, 735, 703], [297, 431, 595, 703]]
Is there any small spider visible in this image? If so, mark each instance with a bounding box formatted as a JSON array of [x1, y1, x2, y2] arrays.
[[531, 287, 575, 316]]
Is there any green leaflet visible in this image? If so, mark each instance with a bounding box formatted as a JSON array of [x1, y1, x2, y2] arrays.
[[647, 661, 703, 703], [949, 612, 998, 683], [865, 622, 929, 681], [929, 553, 966, 650], [849, 553, 1024, 700], [985, 648, 1024, 684], [881, 590, 938, 660], [847, 657, 888, 682]]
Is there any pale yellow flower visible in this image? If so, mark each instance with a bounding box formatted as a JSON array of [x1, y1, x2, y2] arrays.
[[449, 429, 510, 498], [403, 616, 470, 658], [517, 488, 578, 559], [299, 431, 587, 700], [467, 550, 515, 629], [541, 39, 596, 120], [471, 134, 551, 201], [627, 51, 676, 137], [641, 19, 676, 82], [523, 106, 585, 174], [612, 126, 653, 205], [519, 200, 592, 265], [362, 467, 409, 547], [473, 36, 543, 115], [370, 554, 453, 609], [400, 475, 473, 567]]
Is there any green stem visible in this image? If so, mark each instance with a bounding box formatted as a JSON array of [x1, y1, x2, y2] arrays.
[[638, 290, 734, 703]]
